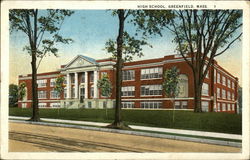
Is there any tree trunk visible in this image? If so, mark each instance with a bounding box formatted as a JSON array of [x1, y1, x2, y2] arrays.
[[193, 71, 202, 113], [30, 52, 40, 121], [113, 10, 125, 126], [29, 9, 40, 121]]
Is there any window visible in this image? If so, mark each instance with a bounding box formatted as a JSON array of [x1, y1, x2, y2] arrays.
[[222, 103, 226, 111], [217, 88, 221, 98], [178, 74, 188, 98], [121, 102, 135, 108], [227, 91, 231, 100], [121, 86, 135, 97], [63, 77, 67, 85], [227, 104, 231, 111], [90, 72, 94, 82], [50, 89, 60, 99], [141, 85, 162, 96], [38, 91, 47, 99], [140, 101, 162, 109], [203, 64, 209, 78], [103, 101, 107, 108], [174, 101, 188, 109], [50, 103, 60, 108], [38, 103, 47, 108], [202, 101, 209, 112], [227, 79, 231, 88], [64, 88, 67, 98], [232, 104, 235, 111], [214, 70, 217, 83], [113, 101, 116, 108], [50, 78, 56, 87], [101, 72, 107, 78], [202, 83, 209, 96], [141, 67, 163, 80], [217, 103, 221, 112], [222, 89, 226, 99], [232, 82, 235, 89], [22, 103, 27, 108], [72, 86, 75, 98], [71, 75, 75, 84], [37, 79, 47, 88], [122, 70, 135, 81], [222, 76, 226, 86], [81, 73, 85, 83], [88, 101, 92, 108], [90, 86, 94, 97], [217, 73, 221, 83], [232, 93, 235, 100]]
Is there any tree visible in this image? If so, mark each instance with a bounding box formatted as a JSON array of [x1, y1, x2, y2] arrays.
[[165, 10, 242, 112], [9, 9, 74, 121], [162, 67, 180, 124], [97, 74, 112, 119], [9, 84, 18, 107], [105, 10, 173, 128], [18, 82, 27, 101], [54, 75, 66, 97]]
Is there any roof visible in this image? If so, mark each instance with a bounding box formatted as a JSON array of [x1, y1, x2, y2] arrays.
[[79, 55, 98, 65]]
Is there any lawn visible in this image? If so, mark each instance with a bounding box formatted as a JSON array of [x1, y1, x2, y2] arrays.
[[9, 108, 242, 134]]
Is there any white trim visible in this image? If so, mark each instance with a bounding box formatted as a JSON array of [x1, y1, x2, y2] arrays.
[[213, 64, 237, 81], [98, 61, 116, 66], [121, 97, 193, 101], [75, 72, 78, 99], [64, 55, 97, 69], [141, 78, 162, 81], [123, 62, 164, 69], [163, 57, 192, 64], [217, 99, 237, 103], [18, 100, 61, 103], [19, 74, 60, 80]]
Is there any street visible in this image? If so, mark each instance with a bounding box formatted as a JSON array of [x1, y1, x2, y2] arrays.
[[9, 122, 241, 152]]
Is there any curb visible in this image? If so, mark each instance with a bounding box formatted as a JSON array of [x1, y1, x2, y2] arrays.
[[10, 119, 242, 148]]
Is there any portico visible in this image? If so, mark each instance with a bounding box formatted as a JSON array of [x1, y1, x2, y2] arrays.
[[60, 55, 102, 108]]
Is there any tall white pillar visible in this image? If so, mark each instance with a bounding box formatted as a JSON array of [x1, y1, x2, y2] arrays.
[[94, 70, 99, 98], [84, 71, 88, 99], [75, 72, 78, 99], [66, 73, 70, 99]]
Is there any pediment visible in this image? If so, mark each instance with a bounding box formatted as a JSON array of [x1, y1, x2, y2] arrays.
[[65, 55, 97, 68]]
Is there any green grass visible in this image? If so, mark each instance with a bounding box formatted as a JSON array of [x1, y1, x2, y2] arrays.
[[9, 108, 242, 134]]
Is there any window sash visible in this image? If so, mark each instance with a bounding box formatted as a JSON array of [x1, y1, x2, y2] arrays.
[[140, 101, 162, 109], [141, 67, 162, 80], [141, 85, 162, 96]]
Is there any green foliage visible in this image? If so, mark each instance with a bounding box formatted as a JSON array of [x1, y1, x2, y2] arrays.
[[163, 66, 180, 98], [105, 10, 173, 62], [169, 10, 242, 58], [9, 9, 74, 59], [54, 76, 66, 94], [9, 84, 18, 107], [97, 74, 112, 97], [18, 82, 26, 101], [9, 108, 242, 134]]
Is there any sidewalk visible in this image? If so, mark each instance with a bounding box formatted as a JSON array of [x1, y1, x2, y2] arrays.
[[9, 116, 242, 140]]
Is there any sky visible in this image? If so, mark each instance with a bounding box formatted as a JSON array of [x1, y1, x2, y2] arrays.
[[9, 10, 242, 85]]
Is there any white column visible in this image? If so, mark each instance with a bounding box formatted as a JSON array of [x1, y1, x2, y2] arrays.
[[94, 70, 99, 98], [75, 72, 78, 99], [84, 71, 88, 99], [66, 73, 70, 99]]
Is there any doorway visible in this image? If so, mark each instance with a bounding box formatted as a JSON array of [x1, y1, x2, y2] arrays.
[[80, 87, 85, 103]]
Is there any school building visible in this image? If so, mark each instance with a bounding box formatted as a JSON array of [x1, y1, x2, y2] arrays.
[[18, 54, 238, 113]]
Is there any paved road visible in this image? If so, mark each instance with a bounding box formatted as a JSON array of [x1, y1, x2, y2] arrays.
[[9, 122, 241, 152]]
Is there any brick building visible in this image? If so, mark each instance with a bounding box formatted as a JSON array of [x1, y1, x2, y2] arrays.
[[18, 54, 238, 113]]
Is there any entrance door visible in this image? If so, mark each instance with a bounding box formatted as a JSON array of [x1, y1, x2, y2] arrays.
[[80, 87, 85, 103]]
